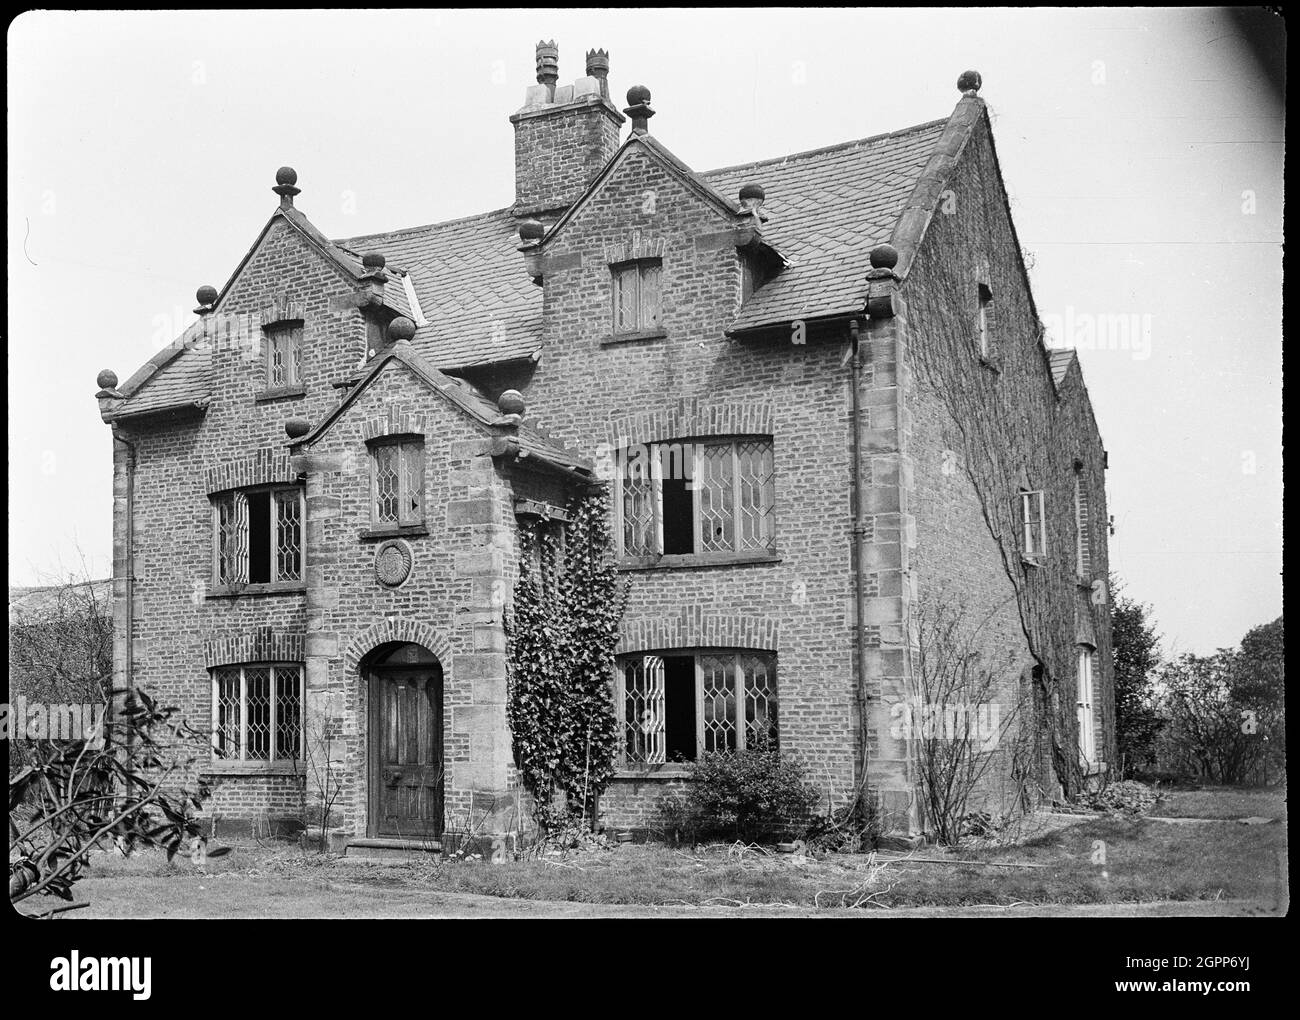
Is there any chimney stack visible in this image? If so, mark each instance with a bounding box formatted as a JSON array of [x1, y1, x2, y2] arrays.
[[510, 40, 625, 220]]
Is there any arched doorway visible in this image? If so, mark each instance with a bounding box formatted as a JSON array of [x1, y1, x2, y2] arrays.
[[363, 641, 444, 839]]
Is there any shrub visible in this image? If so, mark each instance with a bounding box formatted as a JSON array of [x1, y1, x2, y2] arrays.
[[684, 745, 821, 844], [805, 797, 882, 853]]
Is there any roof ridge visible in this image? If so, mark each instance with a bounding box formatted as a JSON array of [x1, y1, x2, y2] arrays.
[[700, 117, 950, 178], [333, 205, 514, 247]]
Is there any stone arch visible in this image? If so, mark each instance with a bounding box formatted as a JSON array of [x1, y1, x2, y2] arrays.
[[344, 618, 452, 672]]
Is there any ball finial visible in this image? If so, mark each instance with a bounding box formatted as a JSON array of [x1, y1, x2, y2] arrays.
[[196, 284, 218, 306], [519, 218, 545, 242], [957, 70, 982, 94], [96, 369, 119, 391], [869, 243, 899, 270], [362, 252, 386, 270], [497, 389, 526, 416], [626, 84, 651, 106], [387, 316, 417, 343], [285, 418, 311, 439], [275, 166, 298, 187]]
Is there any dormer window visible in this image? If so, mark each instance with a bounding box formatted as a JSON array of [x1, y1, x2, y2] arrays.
[[611, 258, 662, 335]]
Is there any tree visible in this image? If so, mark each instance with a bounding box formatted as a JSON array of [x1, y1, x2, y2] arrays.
[[9, 688, 212, 915], [1109, 577, 1163, 776], [1231, 616, 1284, 783], [1157, 651, 1260, 784]]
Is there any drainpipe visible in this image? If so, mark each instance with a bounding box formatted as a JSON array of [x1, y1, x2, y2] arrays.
[[849, 318, 870, 813], [110, 425, 138, 769]]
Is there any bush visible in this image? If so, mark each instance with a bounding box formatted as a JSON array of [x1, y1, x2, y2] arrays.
[[805, 798, 882, 853], [684, 745, 821, 844]]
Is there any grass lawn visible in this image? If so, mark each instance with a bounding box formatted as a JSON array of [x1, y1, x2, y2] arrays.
[[54, 785, 1288, 917], [1150, 784, 1287, 820]]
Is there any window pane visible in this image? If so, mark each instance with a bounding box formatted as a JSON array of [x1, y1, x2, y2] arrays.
[[217, 493, 249, 585], [700, 654, 738, 753], [697, 444, 735, 552], [247, 491, 271, 585], [400, 443, 424, 525], [736, 440, 775, 552], [623, 656, 665, 765], [613, 265, 638, 333], [275, 666, 301, 760], [639, 262, 662, 330], [374, 445, 400, 524], [214, 669, 241, 759], [288, 325, 303, 384], [269, 331, 286, 387], [275, 489, 301, 581], [621, 448, 656, 556], [244, 667, 272, 760], [741, 654, 778, 750]]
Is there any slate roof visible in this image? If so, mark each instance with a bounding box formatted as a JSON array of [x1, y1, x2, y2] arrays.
[[703, 120, 949, 333], [114, 109, 960, 417]]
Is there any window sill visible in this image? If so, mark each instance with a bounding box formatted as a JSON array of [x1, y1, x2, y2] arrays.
[[1021, 555, 1045, 570], [208, 582, 306, 599], [201, 760, 304, 777], [600, 330, 668, 347], [618, 551, 781, 572], [613, 765, 694, 781], [254, 385, 307, 403], [359, 524, 429, 541]]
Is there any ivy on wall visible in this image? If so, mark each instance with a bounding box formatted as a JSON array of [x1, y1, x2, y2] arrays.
[[505, 490, 629, 828]]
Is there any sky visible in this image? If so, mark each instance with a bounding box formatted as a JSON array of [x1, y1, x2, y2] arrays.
[[7, 8, 1284, 656]]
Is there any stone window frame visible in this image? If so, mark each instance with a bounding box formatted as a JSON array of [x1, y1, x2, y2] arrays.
[[209, 483, 305, 596], [608, 257, 665, 341], [208, 661, 304, 774], [1018, 486, 1047, 564], [365, 433, 426, 536], [1075, 646, 1098, 768], [259, 317, 306, 400], [614, 648, 778, 776], [612, 435, 778, 569]]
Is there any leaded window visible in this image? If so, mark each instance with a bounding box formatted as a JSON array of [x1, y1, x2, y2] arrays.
[[266, 323, 303, 388], [211, 663, 302, 762], [369, 438, 424, 528], [615, 651, 778, 767], [610, 259, 662, 334], [211, 485, 303, 590], [614, 438, 776, 560], [1076, 648, 1097, 765]]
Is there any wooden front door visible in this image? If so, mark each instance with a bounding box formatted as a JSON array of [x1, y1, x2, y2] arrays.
[[369, 664, 444, 838]]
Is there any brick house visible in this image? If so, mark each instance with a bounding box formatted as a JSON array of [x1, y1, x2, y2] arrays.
[[94, 44, 1112, 846]]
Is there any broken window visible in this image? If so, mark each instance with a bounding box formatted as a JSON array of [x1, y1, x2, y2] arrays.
[[977, 283, 994, 359], [615, 651, 778, 766], [610, 258, 663, 334], [1019, 488, 1046, 560], [266, 322, 304, 388], [1076, 648, 1096, 764], [369, 437, 425, 529], [615, 438, 776, 559], [212, 663, 302, 762], [212, 485, 303, 589]]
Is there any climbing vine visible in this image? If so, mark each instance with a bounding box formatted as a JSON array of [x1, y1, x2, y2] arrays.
[[902, 118, 1112, 801], [505, 489, 629, 829]]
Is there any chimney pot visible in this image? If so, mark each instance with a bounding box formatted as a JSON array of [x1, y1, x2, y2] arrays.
[[535, 39, 559, 96], [585, 48, 610, 98]]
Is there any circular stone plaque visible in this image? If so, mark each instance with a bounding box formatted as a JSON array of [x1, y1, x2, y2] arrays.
[[375, 539, 414, 588]]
